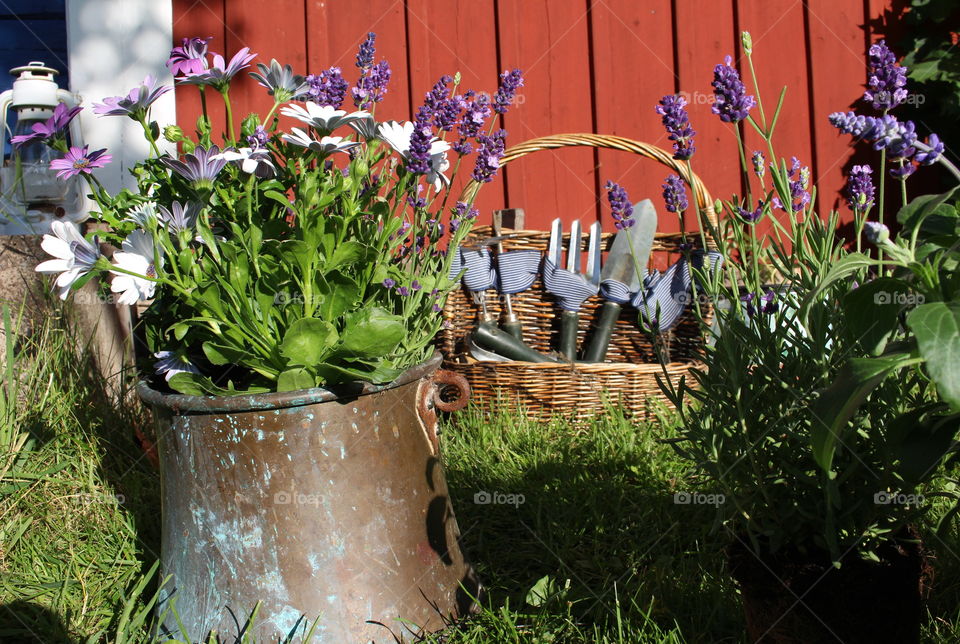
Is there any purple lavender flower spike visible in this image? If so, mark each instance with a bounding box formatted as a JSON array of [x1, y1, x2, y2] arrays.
[[605, 181, 635, 230], [773, 157, 811, 213], [493, 69, 524, 115], [356, 33, 376, 70], [864, 40, 908, 112], [662, 175, 688, 213], [405, 108, 435, 175], [353, 60, 391, 109], [889, 161, 916, 180], [471, 130, 507, 183], [828, 111, 871, 138], [655, 94, 696, 160], [305, 67, 348, 108], [752, 151, 765, 179], [737, 201, 763, 223], [93, 75, 172, 119], [167, 37, 210, 76], [450, 201, 480, 233], [161, 144, 228, 189], [711, 56, 756, 123], [845, 165, 875, 213], [11, 102, 82, 147], [382, 278, 396, 289], [247, 125, 269, 149], [914, 133, 943, 166], [453, 91, 491, 155], [422, 76, 463, 132]]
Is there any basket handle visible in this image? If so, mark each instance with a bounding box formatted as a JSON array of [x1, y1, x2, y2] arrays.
[[460, 133, 718, 232]]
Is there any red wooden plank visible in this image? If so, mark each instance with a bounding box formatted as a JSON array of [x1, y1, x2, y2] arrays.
[[590, 0, 676, 241], [171, 0, 226, 139], [404, 1, 505, 223], [672, 0, 738, 237], [305, 1, 411, 120], [222, 0, 307, 138], [496, 0, 597, 232], [805, 0, 868, 221], [736, 0, 814, 240]]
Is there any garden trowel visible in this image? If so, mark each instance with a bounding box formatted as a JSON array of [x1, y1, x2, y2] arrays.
[[581, 199, 658, 362]]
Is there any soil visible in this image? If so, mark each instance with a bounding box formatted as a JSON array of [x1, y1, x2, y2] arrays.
[[727, 530, 931, 643]]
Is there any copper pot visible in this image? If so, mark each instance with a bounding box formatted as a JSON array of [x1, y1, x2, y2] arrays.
[[137, 354, 477, 642]]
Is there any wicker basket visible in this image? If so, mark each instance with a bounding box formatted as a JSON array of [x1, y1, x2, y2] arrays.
[[439, 133, 717, 423]]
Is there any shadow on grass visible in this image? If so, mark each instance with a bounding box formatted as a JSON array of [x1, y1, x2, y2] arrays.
[[0, 600, 77, 643], [441, 403, 744, 642]]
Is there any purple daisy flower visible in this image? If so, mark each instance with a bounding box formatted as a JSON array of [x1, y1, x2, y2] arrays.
[[11, 102, 82, 147], [662, 175, 688, 213], [161, 144, 228, 189], [93, 75, 172, 119], [167, 37, 210, 76], [864, 40, 908, 112], [179, 47, 257, 91], [655, 94, 696, 160], [49, 145, 112, 179], [711, 56, 756, 123]]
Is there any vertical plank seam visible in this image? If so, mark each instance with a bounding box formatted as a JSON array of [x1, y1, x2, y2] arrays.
[[585, 0, 601, 223], [801, 0, 824, 213], [403, 0, 415, 120], [493, 0, 509, 210], [670, 0, 680, 93], [303, 0, 311, 75], [732, 0, 747, 201]]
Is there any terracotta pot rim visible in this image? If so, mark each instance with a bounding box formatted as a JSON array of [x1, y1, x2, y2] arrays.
[[136, 351, 442, 414]]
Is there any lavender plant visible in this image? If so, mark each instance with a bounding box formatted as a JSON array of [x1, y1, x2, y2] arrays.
[[26, 35, 522, 395], [657, 32, 959, 564]]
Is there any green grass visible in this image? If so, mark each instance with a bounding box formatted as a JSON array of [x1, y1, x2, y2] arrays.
[[1, 310, 960, 642]]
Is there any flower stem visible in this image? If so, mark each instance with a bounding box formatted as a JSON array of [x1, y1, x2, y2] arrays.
[[220, 88, 236, 143]]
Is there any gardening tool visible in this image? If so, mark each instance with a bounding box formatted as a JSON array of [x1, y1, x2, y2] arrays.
[[466, 334, 510, 362], [582, 199, 658, 362], [459, 246, 557, 363], [542, 219, 600, 360], [492, 208, 535, 340]]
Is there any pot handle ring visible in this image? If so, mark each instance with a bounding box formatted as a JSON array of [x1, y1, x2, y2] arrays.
[[417, 369, 471, 454]]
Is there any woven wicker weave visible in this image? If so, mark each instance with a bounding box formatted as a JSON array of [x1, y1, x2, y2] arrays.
[[439, 134, 716, 423]]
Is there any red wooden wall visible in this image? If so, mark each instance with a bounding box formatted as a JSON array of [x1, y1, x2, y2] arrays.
[[172, 0, 899, 235]]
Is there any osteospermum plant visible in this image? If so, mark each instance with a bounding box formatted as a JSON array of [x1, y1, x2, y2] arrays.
[[26, 32, 522, 395]]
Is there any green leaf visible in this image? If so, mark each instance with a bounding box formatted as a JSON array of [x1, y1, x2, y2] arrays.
[[315, 273, 360, 321], [201, 341, 247, 366], [898, 412, 960, 486], [326, 240, 364, 271], [896, 186, 959, 231], [804, 253, 872, 316], [842, 277, 910, 355], [263, 189, 292, 209], [280, 318, 338, 367], [907, 302, 960, 409], [810, 353, 918, 473], [339, 307, 404, 358], [277, 367, 316, 392]]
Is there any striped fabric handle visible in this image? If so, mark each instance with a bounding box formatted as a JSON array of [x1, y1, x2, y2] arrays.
[[542, 258, 600, 312], [632, 250, 725, 329], [496, 249, 541, 294], [459, 247, 497, 292]]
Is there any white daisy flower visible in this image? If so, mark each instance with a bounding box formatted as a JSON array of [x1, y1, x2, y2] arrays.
[[110, 230, 164, 305], [35, 221, 102, 300], [212, 147, 276, 178], [279, 102, 370, 133], [281, 128, 361, 155]]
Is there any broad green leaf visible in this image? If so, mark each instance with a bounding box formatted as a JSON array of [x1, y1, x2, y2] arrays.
[[339, 307, 405, 358], [326, 240, 363, 271], [277, 367, 315, 392], [263, 189, 292, 209], [280, 318, 338, 367], [315, 273, 360, 321], [898, 412, 960, 486], [896, 186, 959, 230], [525, 575, 561, 608], [201, 341, 247, 366], [810, 353, 918, 473], [842, 277, 910, 355], [907, 302, 960, 409]]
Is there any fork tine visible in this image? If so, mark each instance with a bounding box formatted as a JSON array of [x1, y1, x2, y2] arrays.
[[548, 218, 563, 266], [566, 220, 582, 273], [586, 221, 602, 285]]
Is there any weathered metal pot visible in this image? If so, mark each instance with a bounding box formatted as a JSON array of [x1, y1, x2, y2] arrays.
[[137, 353, 478, 643]]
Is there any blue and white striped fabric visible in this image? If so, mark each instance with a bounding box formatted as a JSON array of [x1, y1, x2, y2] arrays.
[[542, 258, 600, 312], [631, 250, 724, 329], [599, 278, 638, 304], [459, 247, 497, 291], [496, 249, 541, 294], [447, 246, 464, 282]]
